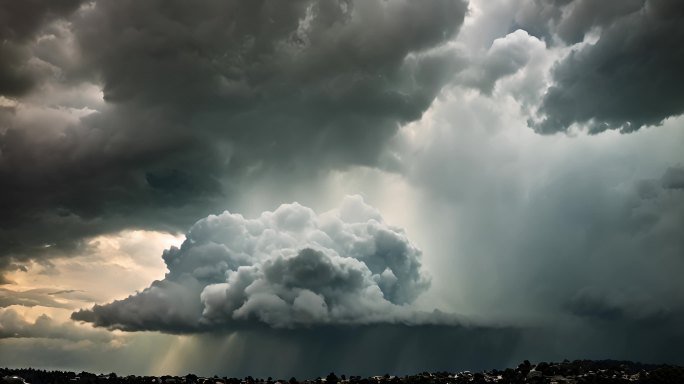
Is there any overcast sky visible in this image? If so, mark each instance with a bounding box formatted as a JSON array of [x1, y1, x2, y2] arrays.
[[1, 0, 683, 378]]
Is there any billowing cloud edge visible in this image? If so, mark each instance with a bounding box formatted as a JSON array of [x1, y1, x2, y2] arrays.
[[72, 195, 473, 332]]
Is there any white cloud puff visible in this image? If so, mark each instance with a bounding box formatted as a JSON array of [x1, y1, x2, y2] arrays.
[[73, 196, 438, 331]]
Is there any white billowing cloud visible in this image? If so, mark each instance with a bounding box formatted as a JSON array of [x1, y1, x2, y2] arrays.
[[456, 29, 546, 96], [73, 196, 440, 330]]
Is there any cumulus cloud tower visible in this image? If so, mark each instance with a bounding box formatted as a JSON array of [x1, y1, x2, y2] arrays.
[[73, 196, 431, 331]]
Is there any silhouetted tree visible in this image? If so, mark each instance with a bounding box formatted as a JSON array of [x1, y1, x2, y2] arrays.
[[326, 372, 339, 384]]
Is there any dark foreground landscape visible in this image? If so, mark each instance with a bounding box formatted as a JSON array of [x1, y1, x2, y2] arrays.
[[3, 360, 684, 384]]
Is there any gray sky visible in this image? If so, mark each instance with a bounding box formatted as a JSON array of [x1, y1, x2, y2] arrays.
[[1, 0, 683, 378]]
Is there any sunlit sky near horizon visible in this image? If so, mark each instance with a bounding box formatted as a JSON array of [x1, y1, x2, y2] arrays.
[[1, 0, 683, 378]]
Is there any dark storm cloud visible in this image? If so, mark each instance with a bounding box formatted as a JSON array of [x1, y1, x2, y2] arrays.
[[68, 0, 467, 166], [513, 0, 645, 45], [557, 285, 684, 365], [71, 196, 455, 332], [0, 104, 228, 270], [0, 0, 83, 96], [0, 0, 468, 280], [565, 287, 673, 322], [529, 0, 684, 134]]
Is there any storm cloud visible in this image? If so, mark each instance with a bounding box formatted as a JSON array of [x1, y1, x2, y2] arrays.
[[528, 0, 684, 133], [0, 0, 468, 280], [0, 309, 113, 342], [2, 0, 684, 376], [513, 0, 646, 45], [71, 196, 456, 331], [0, 0, 83, 95]]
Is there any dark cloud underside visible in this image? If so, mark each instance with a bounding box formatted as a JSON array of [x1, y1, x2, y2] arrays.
[[0, 0, 83, 95], [0, 0, 468, 279], [530, 0, 684, 133], [514, 0, 646, 45]]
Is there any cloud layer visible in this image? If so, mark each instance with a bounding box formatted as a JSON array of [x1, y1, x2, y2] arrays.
[[0, 309, 113, 342], [72, 196, 445, 331], [3, 0, 684, 285], [0, 0, 467, 280]]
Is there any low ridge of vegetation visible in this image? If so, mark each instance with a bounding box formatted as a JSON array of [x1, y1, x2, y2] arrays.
[[3, 360, 684, 384]]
